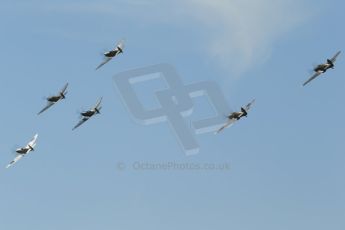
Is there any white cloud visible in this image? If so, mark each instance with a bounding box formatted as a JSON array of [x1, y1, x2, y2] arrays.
[[116, 0, 312, 75], [35, 0, 312, 75], [178, 0, 312, 75]]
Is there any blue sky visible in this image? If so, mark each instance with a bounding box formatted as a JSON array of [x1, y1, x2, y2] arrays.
[[0, 0, 344, 229]]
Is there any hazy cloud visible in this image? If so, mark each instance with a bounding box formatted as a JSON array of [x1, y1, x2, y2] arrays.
[[113, 0, 312, 75], [34, 0, 312, 75], [179, 0, 312, 75]]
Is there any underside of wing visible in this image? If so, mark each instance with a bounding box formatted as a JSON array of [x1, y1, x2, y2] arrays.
[[93, 97, 103, 110], [330, 51, 341, 63], [27, 134, 38, 148], [215, 119, 236, 134], [303, 71, 322, 86], [244, 99, 256, 111], [96, 57, 112, 70], [38, 102, 55, 115], [60, 82, 69, 94], [72, 117, 89, 130], [6, 154, 24, 169]]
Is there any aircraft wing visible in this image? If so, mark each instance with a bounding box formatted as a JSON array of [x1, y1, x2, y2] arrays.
[[6, 154, 24, 169], [93, 97, 103, 110], [215, 119, 236, 134], [26, 134, 38, 149], [330, 51, 341, 63], [96, 57, 112, 70], [303, 71, 322, 86], [38, 101, 55, 115], [72, 117, 89, 130], [244, 99, 255, 111], [60, 82, 69, 94]]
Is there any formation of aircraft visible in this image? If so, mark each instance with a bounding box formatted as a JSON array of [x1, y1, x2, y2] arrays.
[[38, 83, 69, 115], [96, 40, 124, 70], [6, 134, 38, 169], [303, 51, 341, 86], [4, 39, 342, 169], [215, 99, 255, 134], [72, 97, 103, 130]]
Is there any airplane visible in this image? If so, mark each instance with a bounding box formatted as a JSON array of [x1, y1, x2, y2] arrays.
[[72, 97, 102, 130], [96, 40, 124, 70], [38, 83, 68, 115], [215, 99, 255, 134], [6, 134, 38, 169], [303, 51, 341, 86]]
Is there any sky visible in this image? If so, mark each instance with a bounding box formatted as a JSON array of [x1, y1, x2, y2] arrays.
[[0, 0, 344, 229]]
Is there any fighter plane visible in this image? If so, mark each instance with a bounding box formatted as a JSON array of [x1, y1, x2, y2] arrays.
[[215, 99, 255, 134], [72, 97, 102, 130], [38, 83, 68, 115], [96, 40, 124, 70], [6, 134, 38, 169], [303, 51, 341, 86]]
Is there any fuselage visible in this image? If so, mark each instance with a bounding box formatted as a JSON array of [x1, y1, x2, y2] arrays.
[[104, 46, 123, 58], [228, 112, 244, 120], [229, 108, 247, 120], [104, 50, 119, 58], [48, 95, 61, 102], [314, 64, 330, 73], [81, 110, 96, 117], [47, 92, 66, 102], [314, 59, 335, 73], [16, 148, 30, 154]]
